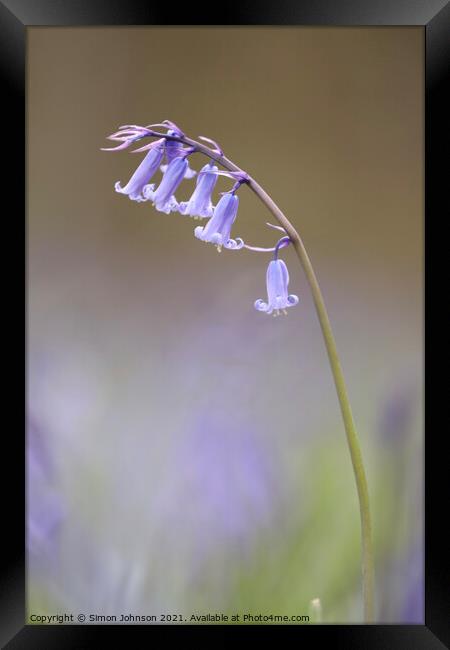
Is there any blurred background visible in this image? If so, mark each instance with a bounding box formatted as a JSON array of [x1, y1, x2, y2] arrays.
[[27, 27, 423, 623]]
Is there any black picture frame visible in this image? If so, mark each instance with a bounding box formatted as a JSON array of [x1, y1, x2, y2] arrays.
[[3, 0, 448, 647]]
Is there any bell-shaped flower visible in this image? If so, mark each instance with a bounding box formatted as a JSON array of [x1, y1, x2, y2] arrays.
[[194, 192, 244, 251], [143, 156, 188, 213], [178, 162, 218, 219], [114, 140, 164, 201], [254, 259, 299, 316]]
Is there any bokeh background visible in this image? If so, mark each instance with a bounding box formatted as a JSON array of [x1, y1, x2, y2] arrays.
[[27, 27, 423, 624]]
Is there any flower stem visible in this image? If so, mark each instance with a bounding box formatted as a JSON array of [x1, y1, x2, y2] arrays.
[[147, 131, 375, 621], [249, 179, 375, 623]]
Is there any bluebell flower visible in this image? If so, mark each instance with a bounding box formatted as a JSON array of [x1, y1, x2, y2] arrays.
[[27, 418, 64, 569], [143, 156, 188, 213], [114, 140, 164, 201], [161, 130, 197, 179], [194, 192, 243, 251], [255, 259, 299, 316], [162, 409, 276, 556], [179, 162, 218, 219]]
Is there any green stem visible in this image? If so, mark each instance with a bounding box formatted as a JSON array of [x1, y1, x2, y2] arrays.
[[249, 180, 375, 623], [153, 132, 375, 621], [296, 235, 374, 622]]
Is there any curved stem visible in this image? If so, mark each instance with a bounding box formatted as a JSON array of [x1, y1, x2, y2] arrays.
[[124, 129, 375, 621], [248, 180, 374, 623], [254, 192, 375, 624]]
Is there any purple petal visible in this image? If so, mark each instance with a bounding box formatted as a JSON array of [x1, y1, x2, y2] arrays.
[[151, 157, 188, 206], [178, 162, 218, 218], [254, 299, 270, 313], [224, 238, 244, 250], [199, 193, 239, 244], [256, 259, 299, 315], [115, 142, 164, 199]]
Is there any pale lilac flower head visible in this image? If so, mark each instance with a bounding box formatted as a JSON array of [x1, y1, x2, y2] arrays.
[[114, 140, 164, 202], [255, 258, 299, 316], [143, 156, 189, 214], [104, 120, 301, 314], [178, 161, 218, 219], [194, 192, 243, 251]]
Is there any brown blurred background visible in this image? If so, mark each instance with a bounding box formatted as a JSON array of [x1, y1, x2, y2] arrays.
[[27, 27, 423, 623]]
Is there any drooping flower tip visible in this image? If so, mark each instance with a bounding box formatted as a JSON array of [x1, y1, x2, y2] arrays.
[[194, 192, 244, 251], [254, 259, 299, 316], [114, 140, 165, 201]]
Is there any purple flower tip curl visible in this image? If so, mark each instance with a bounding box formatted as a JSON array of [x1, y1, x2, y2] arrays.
[[254, 259, 299, 316], [114, 140, 165, 201], [143, 156, 188, 213], [179, 162, 218, 219], [194, 192, 244, 252]]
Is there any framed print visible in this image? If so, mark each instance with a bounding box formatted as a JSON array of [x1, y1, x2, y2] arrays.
[[2, 0, 448, 647]]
